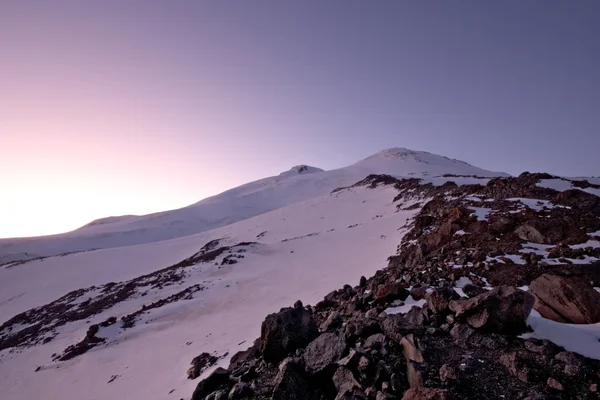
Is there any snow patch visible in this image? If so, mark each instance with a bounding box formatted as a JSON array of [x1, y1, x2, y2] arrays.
[[469, 207, 492, 221], [508, 198, 555, 212], [385, 296, 427, 315], [524, 309, 600, 360]]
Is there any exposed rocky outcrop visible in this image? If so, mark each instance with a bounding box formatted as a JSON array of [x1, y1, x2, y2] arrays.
[[191, 173, 600, 399], [258, 302, 319, 364]]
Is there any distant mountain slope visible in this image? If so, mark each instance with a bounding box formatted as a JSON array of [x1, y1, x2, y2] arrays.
[[0, 181, 422, 400], [0, 148, 508, 263]]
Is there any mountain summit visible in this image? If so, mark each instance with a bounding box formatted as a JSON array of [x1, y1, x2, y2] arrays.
[[278, 165, 324, 177], [352, 147, 507, 178], [0, 148, 507, 263], [0, 148, 506, 263]]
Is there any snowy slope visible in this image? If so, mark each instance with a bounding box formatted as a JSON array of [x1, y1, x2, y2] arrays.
[[0, 183, 424, 400], [0, 148, 507, 264]]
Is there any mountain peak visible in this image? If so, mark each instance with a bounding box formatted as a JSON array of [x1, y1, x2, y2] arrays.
[[278, 165, 324, 178], [353, 147, 507, 178]]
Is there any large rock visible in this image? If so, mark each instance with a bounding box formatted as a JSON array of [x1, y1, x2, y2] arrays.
[[271, 358, 312, 400], [375, 282, 409, 303], [449, 286, 534, 334], [426, 287, 460, 315], [333, 366, 362, 393], [462, 284, 486, 298], [228, 343, 258, 372], [514, 224, 547, 244], [555, 189, 600, 216], [320, 311, 343, 332], [192, 368, 231, 400], [405, 306, 427, 326], [380, 314, 418, 342], [187, 352, 218, 379], [303, 332, 347, 373], [529, 274, 600, 324], [259, 305, 319, 363]]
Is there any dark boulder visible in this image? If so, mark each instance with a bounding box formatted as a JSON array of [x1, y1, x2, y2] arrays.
[[375, 282, 409, 303], [449, 286, 534, 334], [555, 189, 600, 216], [303, 332, 347, 373], [333, 366, 362, 393], [228, 343, 258, 372], [187, 352, 219, 379], [271, 358, 312, 400], [426, 287, 460, 315], [192, 368, 231, 400], [259, 306, 318, 363], [462, 284, 486, 298], [363, 333, 387, 352], [410, 286, 428, 301], [344, 316, 381, 341], [380, 314, 418, 342], [228, 382, 251, 399], [320, 311, 343, 332]]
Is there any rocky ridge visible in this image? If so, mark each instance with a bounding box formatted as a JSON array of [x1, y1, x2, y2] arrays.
[[191, 173, 600, 399]]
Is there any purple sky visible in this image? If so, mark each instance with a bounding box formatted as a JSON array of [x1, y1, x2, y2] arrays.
[[1, 1, 599, 237]]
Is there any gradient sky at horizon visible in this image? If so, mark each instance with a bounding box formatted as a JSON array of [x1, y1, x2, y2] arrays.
[[1, 1, 599, 238]]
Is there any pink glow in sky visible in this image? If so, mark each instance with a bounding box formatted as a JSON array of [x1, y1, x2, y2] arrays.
[[1, 1, 599, 238]]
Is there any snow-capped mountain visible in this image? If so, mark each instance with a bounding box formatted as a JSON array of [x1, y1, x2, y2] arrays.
[[0, 148, 507, 264], [3, 147, 598, 400]]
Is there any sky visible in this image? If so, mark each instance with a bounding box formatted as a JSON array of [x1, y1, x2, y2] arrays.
[[1, 1, 599, 238]]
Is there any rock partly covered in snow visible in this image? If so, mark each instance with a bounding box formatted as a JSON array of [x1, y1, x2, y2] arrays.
[[190, 175, 600, 399]]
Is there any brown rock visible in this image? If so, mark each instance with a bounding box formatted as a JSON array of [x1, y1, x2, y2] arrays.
[[375, 282, 409, 303], [530, 274, 600, 324], [259, 306, 318, 363], [439, 364, 457, 382], [405, 306, 427, 326], [410, 286, 428, 301], [380, 314, 417, 342], [499, 351, 530, 383], [402, 387, 449, 400], [426, 287, 459, 315], [547, 378, 564, 391], [400, 334, 424, 388], [449, 286, 534, 334], [554, 351, 583, 376]]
